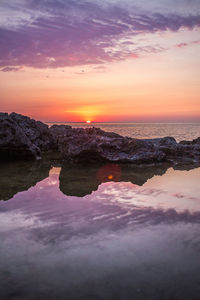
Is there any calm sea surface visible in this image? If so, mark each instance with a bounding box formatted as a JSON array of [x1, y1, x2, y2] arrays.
[[1, 123, 200, 299], [47, 122, 200, 141]]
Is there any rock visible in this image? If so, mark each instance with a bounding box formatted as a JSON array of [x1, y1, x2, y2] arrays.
[[192, 137, 200, 145], [0, 112, 59, 160], [0, 112, 199, 165], [159, 136, 177, 145], [49, 124, 72, 146], [176, 143, 200, 164], [0, 113, 40, 160], [84, 126, 121, 138], [145, 136, 177, 145], [10, 112, 54, 151], [179, 137, 200, 145], [146, 136, 200, 163], [58, 128, 166, 163], [155, 137, 178, 156]]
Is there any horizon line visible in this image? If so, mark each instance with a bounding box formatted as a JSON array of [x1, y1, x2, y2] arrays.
[[45, 121, 200, 124]]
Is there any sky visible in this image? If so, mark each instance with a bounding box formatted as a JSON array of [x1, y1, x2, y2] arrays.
[[0, 0, 200, 122]]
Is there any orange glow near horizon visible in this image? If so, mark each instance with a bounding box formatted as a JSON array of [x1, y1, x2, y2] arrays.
[[0, 28, 200, 123], [0, 2, 200, 123], [65, 106, 101, 122]]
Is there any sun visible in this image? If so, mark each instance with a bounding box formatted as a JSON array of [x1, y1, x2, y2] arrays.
[[86, 120, 91, 124]]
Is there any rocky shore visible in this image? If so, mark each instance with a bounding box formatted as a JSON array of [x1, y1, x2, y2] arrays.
[[0, 112, 200, 165]]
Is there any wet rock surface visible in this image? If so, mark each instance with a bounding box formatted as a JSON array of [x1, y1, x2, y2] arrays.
[[0, 112, 200, 164]]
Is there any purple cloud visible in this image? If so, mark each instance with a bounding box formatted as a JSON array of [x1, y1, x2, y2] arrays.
[[0, 66, 21, 72], [176, 40, 200, 48], [0, 0, 200, 69], [176, 42, 189, 48]]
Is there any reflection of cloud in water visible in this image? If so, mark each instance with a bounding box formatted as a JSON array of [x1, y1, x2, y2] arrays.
[[95, 181, 200, 213], [1, 166, 200, 247], [1, 219, 200, 300], [1, 166, 200, 299]]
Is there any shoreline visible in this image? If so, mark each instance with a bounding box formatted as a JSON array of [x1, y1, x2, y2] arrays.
[[1, 112, 200, 165]]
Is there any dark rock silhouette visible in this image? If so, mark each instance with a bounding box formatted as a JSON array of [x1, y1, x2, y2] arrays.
[[0, 112, 200, 164], [58, 130, 166, 163], [49, 124, 72, 146], [0, 112, 54, 160], [10, 112, 54, 151], [0, 113, 41, 160]]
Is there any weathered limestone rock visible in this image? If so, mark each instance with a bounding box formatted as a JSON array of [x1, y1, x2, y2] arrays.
[[10, 112, 54, 151], [58, 130, 166, 163], [146, 136, 200, 164], [49, 124, 72, 146], [0, 113, 40, 160], [0, 112, 199, 164]]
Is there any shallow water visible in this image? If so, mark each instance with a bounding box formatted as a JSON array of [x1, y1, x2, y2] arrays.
[[0, 161, 200, 300], [47, 122, 200, 141]]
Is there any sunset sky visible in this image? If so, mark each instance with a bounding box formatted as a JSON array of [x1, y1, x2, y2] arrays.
[[0, 0, 200, 122]]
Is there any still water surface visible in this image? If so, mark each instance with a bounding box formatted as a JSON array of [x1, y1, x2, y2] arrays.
[[0, 160, 200, 300]]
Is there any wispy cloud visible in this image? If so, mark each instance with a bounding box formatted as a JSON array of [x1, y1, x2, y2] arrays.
[[0, 66, 21, 72], [176, 40, 200, 48], [0, 0, 200, 69]]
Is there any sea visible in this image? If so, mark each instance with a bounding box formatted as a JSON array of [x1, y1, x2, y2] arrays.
[[47, 122, 200, 141], [0, 123, 200, 300]]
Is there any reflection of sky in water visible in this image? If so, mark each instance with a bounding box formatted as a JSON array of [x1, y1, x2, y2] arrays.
[[0, 166, 200, 299], [96, 168, 200, 213]]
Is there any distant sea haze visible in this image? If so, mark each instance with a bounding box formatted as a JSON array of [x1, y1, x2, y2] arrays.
[[46, 122, 200, 142]]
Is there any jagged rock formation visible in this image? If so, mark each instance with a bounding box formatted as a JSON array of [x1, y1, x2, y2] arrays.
[[57, 129, 166, 163], [0, 112, 200, 164], [147, 136, 200, 164], [10, 112, 54, 151], [0, 113, 41, 160]]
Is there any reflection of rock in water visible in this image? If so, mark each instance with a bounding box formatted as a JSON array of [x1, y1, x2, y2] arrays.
[[59, 164, 102, 197], [120, 164, 169, 185], [1, 159, 199, 201], [59, 163, 171, 197], [173, 164, 200, 171], [59, 163, 200, 197], [0, 160, 51, 200]]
